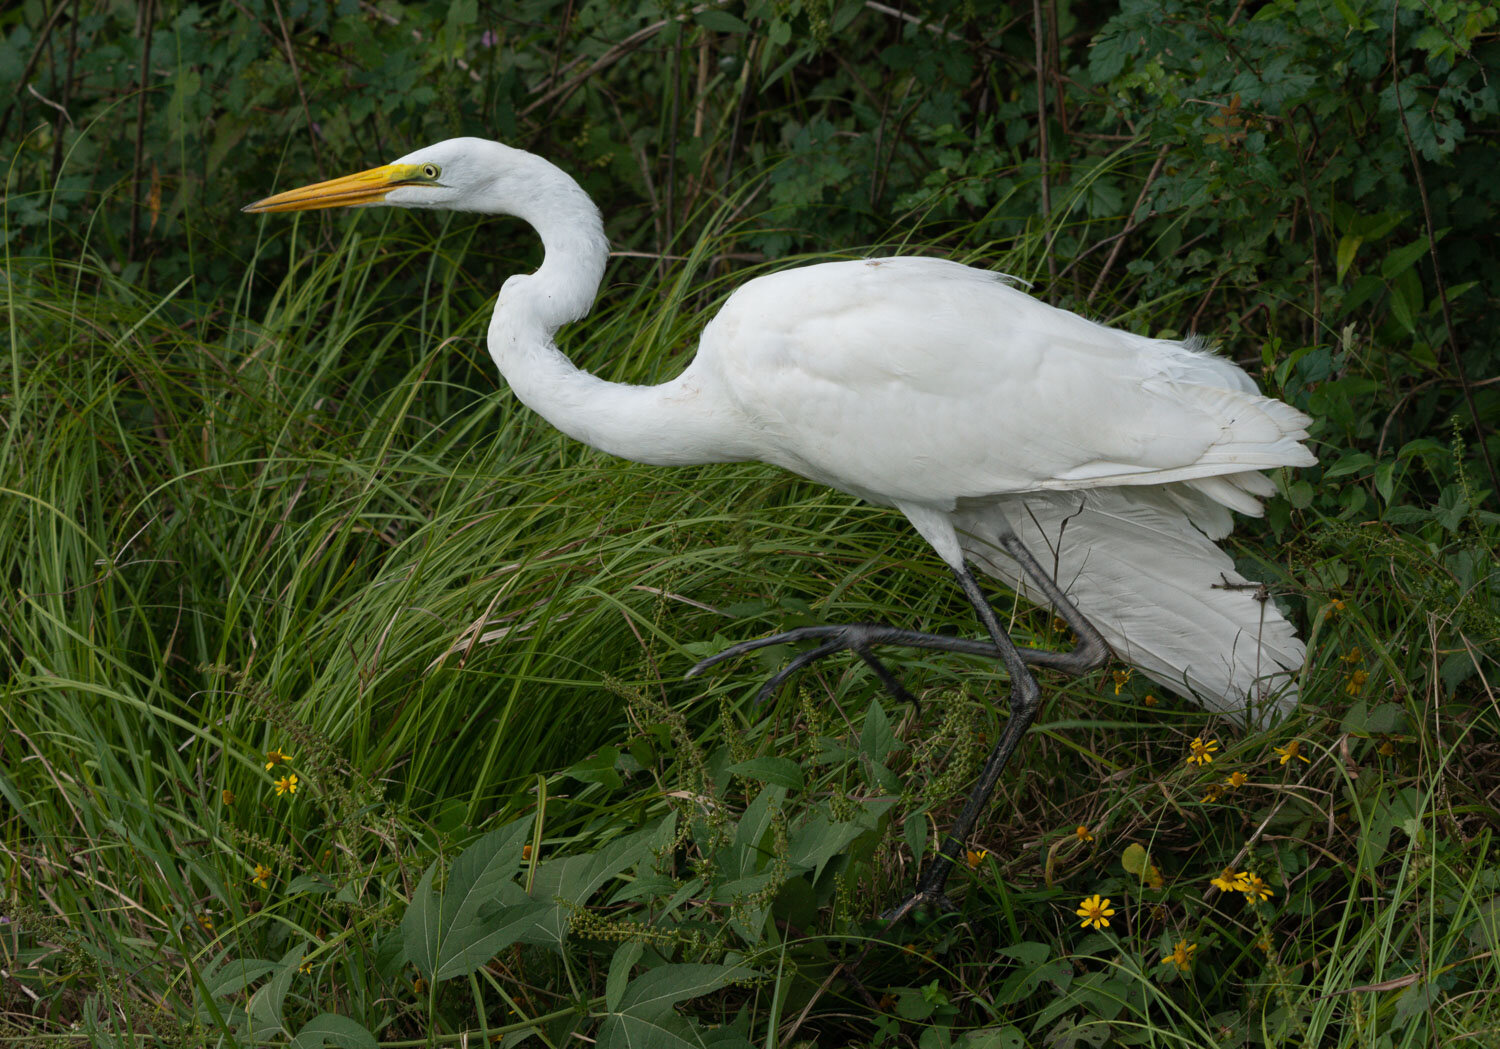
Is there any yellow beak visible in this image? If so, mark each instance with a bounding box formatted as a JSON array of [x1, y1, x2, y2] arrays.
[[243, 163, 426, 213]]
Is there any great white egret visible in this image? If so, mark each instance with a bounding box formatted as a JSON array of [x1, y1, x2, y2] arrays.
[[246, 137, 1315, 919]]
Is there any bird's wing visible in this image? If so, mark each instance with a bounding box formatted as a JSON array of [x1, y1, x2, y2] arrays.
[[700, 257, 1313, 507], [954, 485, 1303, 723]]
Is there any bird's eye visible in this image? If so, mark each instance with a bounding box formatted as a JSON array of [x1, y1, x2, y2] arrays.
[[422, 163, 441, 180]]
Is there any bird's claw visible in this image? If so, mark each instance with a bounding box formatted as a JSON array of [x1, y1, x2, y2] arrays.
[[686, 624, 922, 707]]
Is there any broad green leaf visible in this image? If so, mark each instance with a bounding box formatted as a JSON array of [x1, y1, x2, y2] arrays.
[[403, 819, 544, 982], [694, 10, 751, 32], [726, 756, 804, 790], [606, 941, 644, 1013], [289, 1013, 379, 1049], [1120, 842, 1149, 878], [1381, 236, 1429, 279], [787, 811, 871, 880], [859, 698, 897, 765], [245, 945, 304, 1041]]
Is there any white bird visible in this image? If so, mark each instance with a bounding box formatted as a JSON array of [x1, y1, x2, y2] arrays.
[[246, 137, 1315, 918]]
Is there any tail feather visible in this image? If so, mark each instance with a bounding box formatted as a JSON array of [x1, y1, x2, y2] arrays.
[[954, 483, 1303, 725]]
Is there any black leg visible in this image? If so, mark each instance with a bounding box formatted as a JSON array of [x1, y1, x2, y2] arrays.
[[686, 527, 1112, 922]]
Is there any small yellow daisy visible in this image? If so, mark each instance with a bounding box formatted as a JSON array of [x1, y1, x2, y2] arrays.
[[1186, 737, 1220, 767], [264, 748, 292, 770], [1076, 894, 1115, 931], [1112, 668, 1132, 694], [1161, 939, 1196, 972], [1344, 669, 1369, 696], [1225, 771, 1248, 788], [1272, 741, 1310, 766], [1239, 872, 1274, 902], [1210, 868, 1243, 893], [1075, 825, 1094, 843], [252, 863, 273, 889], [221, 789, 235, 805], [274, 772, 299, 796], [965, 848, 989, 869]]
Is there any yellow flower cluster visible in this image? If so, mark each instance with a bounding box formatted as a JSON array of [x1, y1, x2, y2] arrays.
[[1210, 868, 1274, 903]]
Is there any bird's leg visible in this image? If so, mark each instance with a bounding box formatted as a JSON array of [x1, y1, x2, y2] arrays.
[[687, 534, 1110, 704], [881, 564, 1043, 921], [885, 534, 1110, 920]]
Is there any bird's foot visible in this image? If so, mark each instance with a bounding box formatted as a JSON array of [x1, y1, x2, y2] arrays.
[[686, 623, 925, 706], [880, 887, 958, 925]]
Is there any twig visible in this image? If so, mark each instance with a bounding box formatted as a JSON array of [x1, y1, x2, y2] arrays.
[[269, 0, 324, 179], [1088, 144, 1169, 305], [128, 0, 154, 262], [1033, 0, 1053, 286]]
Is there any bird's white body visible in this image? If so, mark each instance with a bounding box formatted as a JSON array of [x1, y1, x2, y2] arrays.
[[316, 138, 1316, 720]]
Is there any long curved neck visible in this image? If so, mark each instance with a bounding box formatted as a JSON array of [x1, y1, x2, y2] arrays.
[[485, 150, 747, 467]]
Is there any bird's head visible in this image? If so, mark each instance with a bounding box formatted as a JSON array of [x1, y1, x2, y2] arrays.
[[243, 137, 517, 215]]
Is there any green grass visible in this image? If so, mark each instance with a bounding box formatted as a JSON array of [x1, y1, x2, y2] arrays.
[[3, 189, 1498, 1048]]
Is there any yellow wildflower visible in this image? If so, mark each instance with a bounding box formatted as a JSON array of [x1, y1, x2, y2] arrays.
[[1225, 771, 1248, 789], [1273, 741, 1310, 766], [1328, 599, 1346, 615], [274, 773, 299, 796], [1202, 784, 1223, 803], [1143, 694, 1158, 707], [1345, 669, 1369, 696], [221, 789, 235, 805], [252, 863, 273, 889], [413, 977, 427, 994], [264, 748, 292, 770], [1342, 648, 1362, 663], [196, 914, 214, 932], [1112, 668, 1132, 694], [1076, 894, 1115, 931], [1186, 737, 1220, 767], [1075, 825, 1094, 843], [299, 960, 313, 974], [1377, 737, 1397, 757], [522, 844, 533, 861], [1161, 939, 1196, 972], [1211, 868, 1243, 893], [1240, 872, 1273, 902], [966, 848, 989, 869]]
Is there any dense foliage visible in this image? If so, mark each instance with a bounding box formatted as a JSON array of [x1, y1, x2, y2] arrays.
[[3, 0, 1497, 1046]]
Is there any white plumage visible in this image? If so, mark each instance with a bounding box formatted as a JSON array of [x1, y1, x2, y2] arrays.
[[246, 137, 1315, 912]]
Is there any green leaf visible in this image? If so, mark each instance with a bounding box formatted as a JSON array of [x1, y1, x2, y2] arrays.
[[597, 964, 756, 1049], [726, 756, 804, 790], [1335, 234, 1362, 283], [402, 819, 545, 982], [245, 945, 304, 1041], [695, 10, 751, 33], [1120, 842, 1149, 878], [289, 1013, 379, 1049], [1381, 237, 1429, 279], [859, 698, 898, 765], [606, 941, 644, 1013], [1323, 452, 1375, 479]]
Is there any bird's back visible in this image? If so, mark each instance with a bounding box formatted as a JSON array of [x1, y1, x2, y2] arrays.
[[695, 257, 1312, 508]]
